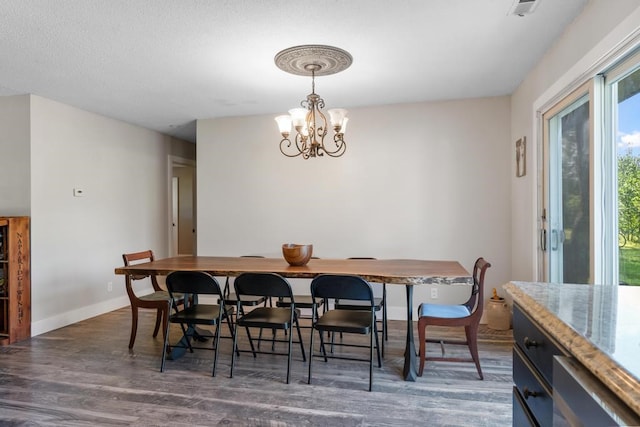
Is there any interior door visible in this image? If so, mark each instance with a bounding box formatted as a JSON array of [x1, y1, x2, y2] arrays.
[[171, 177, 179, 257], [542, 84, 592, 283], [169, 156, 196, 256]]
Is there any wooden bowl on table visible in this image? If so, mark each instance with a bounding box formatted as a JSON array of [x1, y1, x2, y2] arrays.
[[282, 244, 313, 266]]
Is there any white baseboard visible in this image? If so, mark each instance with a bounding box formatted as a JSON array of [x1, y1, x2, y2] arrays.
[[31, 295, 130, 337]]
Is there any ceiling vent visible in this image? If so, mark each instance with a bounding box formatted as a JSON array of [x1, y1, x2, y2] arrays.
[[508, 0, 540, 16]]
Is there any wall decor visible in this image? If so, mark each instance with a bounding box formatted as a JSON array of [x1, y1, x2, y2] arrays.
[[516, 137, 526, 177]]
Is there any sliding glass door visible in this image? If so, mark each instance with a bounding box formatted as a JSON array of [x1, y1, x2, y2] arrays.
[[540, 49, 640, 286]]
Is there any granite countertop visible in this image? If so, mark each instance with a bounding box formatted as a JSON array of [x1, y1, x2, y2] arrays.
[[504, 281, 640, 417]]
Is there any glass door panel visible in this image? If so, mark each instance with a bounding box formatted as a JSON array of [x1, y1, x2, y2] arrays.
[[544, 93, 591, 283], [615, 66, 640, 285]]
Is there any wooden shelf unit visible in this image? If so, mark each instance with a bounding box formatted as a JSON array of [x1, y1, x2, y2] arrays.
[[0, 216, 31, 345]]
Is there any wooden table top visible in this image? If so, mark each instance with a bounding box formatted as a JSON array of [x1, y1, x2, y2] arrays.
[[114, 256, 472, 286]]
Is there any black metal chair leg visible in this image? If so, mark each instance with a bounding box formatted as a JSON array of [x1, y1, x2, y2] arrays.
[[160, 308, 172, 372], [308, 325, 315, 384], [180, 322, 194, 352], [286, 323, 293, 384], [383, 284, 388, 341], [245, 326, 257, 357], [230, 322, 239, 378], [212, 323, 221, 377], [374, 322, 382, 367], [318, 329, 328, 362], [369, 323, 374, 392], [225, 314, 240, 357], [294, 317, 306, 362]]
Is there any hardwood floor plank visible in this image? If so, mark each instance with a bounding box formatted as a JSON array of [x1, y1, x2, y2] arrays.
[[0, 308, 513, 426]]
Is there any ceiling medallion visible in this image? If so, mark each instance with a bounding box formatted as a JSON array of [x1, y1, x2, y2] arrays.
[[274, 45, 353, 76], [274, 45, 352, 159]]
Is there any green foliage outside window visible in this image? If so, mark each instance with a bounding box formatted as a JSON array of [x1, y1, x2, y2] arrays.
[[618, 149, 640, 285]]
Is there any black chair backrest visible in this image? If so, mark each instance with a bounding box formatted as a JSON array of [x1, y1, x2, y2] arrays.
[[234, 272, 293, 299], [311, 274, 374, 304], [166, 271, 223, 296]]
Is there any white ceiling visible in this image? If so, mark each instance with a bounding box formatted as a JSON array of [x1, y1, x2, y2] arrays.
[[0, 0, 589, 142]]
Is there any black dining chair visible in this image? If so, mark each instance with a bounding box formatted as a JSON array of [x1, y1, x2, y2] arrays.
[[275, 257, 325, 328], [417, 257, 491, 379], [160, 271, 234, 376], [274, 257, 326, 351], [308, 274, 382, 391], [333, 257, 388, 356], [230, 272, 306, 384], [220, 255, 274, 348], [220, 255, 269, 318]]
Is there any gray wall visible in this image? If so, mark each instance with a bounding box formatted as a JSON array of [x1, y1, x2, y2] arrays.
[[0, 95, 31, 215]]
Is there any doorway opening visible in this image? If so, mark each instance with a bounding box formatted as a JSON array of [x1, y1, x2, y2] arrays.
[[169, 156, 196, 256]]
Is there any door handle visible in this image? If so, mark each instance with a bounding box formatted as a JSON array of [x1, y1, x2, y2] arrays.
[[540, 229, 547, 252], [523, 387, 539, 399], [551, 230, 559, 251]]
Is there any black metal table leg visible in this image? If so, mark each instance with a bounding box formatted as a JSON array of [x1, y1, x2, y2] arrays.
[[403, 284, 417, 381], [166, 325, 210, 360]]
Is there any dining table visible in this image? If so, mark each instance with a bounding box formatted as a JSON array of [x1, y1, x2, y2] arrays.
[[114, 256, 472, 381]]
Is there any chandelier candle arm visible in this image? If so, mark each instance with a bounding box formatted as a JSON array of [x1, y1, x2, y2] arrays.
[[274, 45, 352, 159], [288, 108, 307, 131], [275, 115, 292, 137], [340, 117, 348, 134], [327, 108, 348, 134]]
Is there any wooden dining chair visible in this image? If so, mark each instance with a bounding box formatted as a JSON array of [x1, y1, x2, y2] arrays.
[[122, 250, 184, 349], [417, 257, 491, 379]]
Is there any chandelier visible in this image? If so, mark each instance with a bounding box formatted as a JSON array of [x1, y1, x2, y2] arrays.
[[274, 45, 352, 159]]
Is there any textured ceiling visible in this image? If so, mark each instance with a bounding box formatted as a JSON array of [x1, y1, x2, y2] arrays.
[[0, 0, 589, 142]]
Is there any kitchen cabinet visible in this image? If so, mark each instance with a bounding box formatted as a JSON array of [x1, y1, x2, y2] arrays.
[[512, 304, 565, 425], [506, 282, 640, 426]]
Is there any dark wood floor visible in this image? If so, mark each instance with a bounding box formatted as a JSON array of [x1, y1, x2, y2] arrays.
[[0, 308, 514, 426]]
